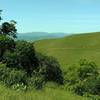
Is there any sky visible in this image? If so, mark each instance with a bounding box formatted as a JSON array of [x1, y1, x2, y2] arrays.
[[0, 0, 100, 34]]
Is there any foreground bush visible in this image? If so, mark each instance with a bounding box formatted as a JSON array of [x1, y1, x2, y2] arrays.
[[0, 51, 63, 90], [36, 53, 64, 84], [28, 73, 45, 90], [64, 59, 100, 96], [0, 63, 27, 87]]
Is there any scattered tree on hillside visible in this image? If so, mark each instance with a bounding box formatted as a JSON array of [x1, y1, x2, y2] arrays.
[[0, 10, 17, 38], [0, 11, 17, 61]]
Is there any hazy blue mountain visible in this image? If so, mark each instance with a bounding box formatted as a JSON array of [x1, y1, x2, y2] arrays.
[[17, 32, 68, 41]]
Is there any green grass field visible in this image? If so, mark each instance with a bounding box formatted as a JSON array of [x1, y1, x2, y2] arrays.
[[35, 32, 100, 70], [0, 83, 90, 100], [1, 32, 100, 100]]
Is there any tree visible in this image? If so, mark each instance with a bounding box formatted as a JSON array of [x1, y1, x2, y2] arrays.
[[0, 10, 17, 38], [4, 41, 39, 75], [0, 35, 15, 61], [0, 21, 17, 38], [0, 11, 17, 61]]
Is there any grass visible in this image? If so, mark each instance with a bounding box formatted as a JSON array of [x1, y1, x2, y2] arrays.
[[0, 84, 89, 100], [1, 32, 99, 100], [35, 32, 100, 70]]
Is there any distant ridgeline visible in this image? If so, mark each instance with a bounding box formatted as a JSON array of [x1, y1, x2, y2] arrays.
[[17, 32, 68, 41]]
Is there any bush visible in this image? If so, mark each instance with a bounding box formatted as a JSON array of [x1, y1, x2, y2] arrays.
[[64, 64, 79, 85], [64, 59, 100, 96], [28, 71, 45, 90], [3, 45, 63, 90], [4, 41, 39, 76], [36, 53, 63, 84], [4, 69, 27, 86], [78, 60, 98, 80], [3, 51, 18, 68], [0, 63, 27, 86], [0, 35, 15, 61]]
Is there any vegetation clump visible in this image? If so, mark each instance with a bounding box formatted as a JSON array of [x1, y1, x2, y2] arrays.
[[64, 59, 100, 98], [0, 11, 63, 91]]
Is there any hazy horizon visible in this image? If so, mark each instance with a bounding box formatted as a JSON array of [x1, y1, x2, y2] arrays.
[[0, 0, 100, 34]]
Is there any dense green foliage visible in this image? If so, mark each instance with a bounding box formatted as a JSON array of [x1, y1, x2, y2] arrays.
[[0, 63, 26, 87], [4, 41, 38, 75], [64, 59, 100, 97], [0, 35, 15, 61], [0, 39, 63, 90], [0, 11, 63, 91], [36, 53, 63, 84]]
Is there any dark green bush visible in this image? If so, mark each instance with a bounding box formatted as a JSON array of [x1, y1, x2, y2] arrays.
[[3, 51, 18, 68], [36, 53, 63, 84], [0, 35, 15, 61], [4, 41, 39, 76], [3, 47, 63, 90]]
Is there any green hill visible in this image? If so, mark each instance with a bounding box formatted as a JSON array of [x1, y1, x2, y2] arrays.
[[0, 32, 97, 100], [35, 32, 100, 70]]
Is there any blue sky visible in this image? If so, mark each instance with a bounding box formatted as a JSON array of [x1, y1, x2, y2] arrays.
[[0, 0, 100, 33]]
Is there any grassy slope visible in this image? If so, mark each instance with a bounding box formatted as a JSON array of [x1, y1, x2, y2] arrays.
[[0, 84, 89, 100], [35, 32, 100, 70], [1, 32, 99, 100]]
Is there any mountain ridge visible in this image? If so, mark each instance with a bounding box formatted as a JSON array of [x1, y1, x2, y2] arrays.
[[17, 32, 69, 41]]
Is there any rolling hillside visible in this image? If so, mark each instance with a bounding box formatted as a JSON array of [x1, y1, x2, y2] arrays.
[[0, 32, 97, 100], [35, 32, 100, 70]]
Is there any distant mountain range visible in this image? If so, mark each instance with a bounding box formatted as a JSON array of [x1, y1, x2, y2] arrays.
[[17, 32, 68, 41]]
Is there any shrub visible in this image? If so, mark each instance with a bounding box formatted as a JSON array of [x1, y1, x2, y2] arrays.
[[0, 63, 27, 86], [4, 41, 39, 76], [36, 53, 63, 84], [0, 35, 15, 61], [4, 69, 27, 86], [28, 72, 45, 89], [78, 60, 98, 80], [0, 63, 11, 81], [3, 51, 18, 68], [64, 64, 79, 85], [65, 59, 100, 96]]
